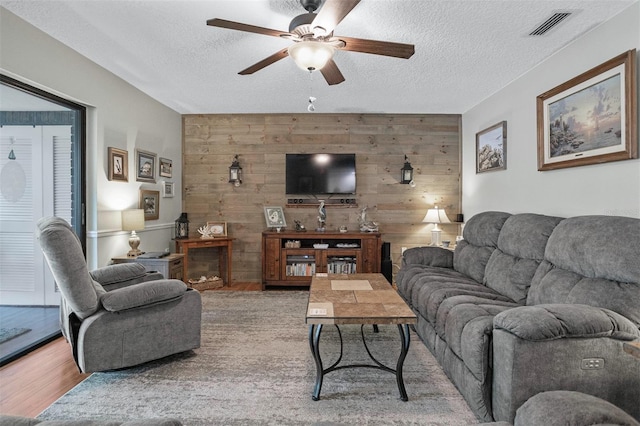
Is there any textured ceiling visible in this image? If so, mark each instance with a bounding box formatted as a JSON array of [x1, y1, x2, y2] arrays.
[[1, 0, 636, 114]]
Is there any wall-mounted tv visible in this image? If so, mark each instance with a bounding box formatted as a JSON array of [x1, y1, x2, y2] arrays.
[[286, 153, 356, 195]]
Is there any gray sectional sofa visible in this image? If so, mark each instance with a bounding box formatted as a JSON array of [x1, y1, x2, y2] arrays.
[[396, 211, 640, 423]]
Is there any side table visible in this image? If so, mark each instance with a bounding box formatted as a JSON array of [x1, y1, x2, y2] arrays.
[[111, 253, 185, 281], [174, 237, 233, 286]]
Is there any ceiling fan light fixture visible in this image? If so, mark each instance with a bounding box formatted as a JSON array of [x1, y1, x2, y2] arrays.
[[288, 40, 335, 71]]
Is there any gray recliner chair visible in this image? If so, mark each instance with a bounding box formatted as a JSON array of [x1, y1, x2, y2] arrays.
[[36, 217, 201, 373]]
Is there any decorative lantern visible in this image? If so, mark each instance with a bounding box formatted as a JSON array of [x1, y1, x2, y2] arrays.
[[175, 213, 189, 239], [228, 154, 242, 186], [401, 155, 414, 184]]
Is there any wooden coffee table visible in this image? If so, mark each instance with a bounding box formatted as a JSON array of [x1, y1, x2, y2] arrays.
[[305, 273, 417, 401]]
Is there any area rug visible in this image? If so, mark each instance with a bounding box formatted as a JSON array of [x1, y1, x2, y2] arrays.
[[39, 291, 477, 425], [0, 327, 31, 344]]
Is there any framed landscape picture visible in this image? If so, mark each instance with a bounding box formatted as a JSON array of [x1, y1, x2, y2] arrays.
[[139, 189, 160, 220], [537, 50, 637, 171], [476, 121, 507, 173], [136, 149, 157, 183], [107, 147, 128, 182]]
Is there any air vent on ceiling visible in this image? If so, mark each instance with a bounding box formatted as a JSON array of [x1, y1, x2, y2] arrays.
[[529, 12, 572, 36]]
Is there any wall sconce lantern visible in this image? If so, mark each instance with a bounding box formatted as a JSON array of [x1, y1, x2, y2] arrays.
[[401, 155, 414, 185], [174, 212, 189, 239], [228, 154, 243, 187]]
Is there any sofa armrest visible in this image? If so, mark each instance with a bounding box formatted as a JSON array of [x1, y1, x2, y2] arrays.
[[91, 263, 163, 290], [494, 304, 640, 341], [100, 280, 188, 312], [402, 246, 453, 268]]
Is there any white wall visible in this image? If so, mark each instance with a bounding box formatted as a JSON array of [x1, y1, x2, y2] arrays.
[[0, 7, 183, 269], [462, 2, 640, 219]]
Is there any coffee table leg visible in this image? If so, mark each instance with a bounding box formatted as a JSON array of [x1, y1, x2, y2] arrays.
[[396, 324, 411, 401], [309, 324, 324, 401]]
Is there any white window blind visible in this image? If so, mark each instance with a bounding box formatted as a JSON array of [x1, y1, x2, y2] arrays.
[[53, 136, 72, 222]]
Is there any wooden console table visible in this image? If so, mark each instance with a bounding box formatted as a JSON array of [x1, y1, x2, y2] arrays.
[[174, 237, 233, 286], [262, 230, 381, 289]]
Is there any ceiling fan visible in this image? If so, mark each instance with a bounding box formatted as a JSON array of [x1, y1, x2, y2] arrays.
[[206, 0, 415, 85]]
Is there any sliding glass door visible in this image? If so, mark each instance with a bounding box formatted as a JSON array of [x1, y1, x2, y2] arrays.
[[0, 75, 85, 306]]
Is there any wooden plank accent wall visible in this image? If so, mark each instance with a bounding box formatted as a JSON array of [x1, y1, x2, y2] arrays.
[[182, 114, 461, 284]]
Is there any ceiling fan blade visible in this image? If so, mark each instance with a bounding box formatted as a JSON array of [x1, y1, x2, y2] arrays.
[[238, 49, 289, 75], [311, 0, 361, 35], [339, 36, 415, 59], [320, 59, 345, 85], [207, 18, 287, 38]]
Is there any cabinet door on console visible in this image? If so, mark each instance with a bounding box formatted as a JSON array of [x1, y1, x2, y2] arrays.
[[361, 237, 380, 273], [263, 237, 281, 281]]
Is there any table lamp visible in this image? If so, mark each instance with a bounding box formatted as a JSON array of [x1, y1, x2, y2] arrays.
[[122, 209, 145, 257], [422, 206, 450, 246]]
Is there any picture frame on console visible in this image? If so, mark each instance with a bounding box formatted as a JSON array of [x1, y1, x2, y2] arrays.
[[476, 121, 507, 173], [537, 49, 637, 171], [139, 189, 160, 221], [264, 206, 286, 229], [107, 147, 128, 182], [206, 221, 227, 237]]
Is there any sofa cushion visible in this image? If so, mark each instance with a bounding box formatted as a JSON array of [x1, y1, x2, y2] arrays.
[[36, 217, 99, 320], [397, 265, 473, 311], [527, 215, 640, 327], [411, 269, 513, 324], [454, 211, 511, 283], [484, 214, 563, 304]]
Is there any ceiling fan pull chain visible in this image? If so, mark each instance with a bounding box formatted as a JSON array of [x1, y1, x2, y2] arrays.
[[308, 70, 317, 112]]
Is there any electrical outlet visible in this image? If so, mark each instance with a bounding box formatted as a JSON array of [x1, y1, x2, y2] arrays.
[[401, 247, 407, 254], [581, 358, 604, 370]]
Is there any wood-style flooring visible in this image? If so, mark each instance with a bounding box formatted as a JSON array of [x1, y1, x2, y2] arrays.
[[0, 306, 61, 365], [0, 282, 262, 418]]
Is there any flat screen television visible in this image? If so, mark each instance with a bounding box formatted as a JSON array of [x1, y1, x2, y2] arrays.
[[286, 153, 356, 195]]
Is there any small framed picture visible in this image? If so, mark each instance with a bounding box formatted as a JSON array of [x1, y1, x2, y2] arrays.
[[159, 157, 173, 178], [264, 206, 286, 228], [206, 221, 227, 237], [139, 189, 160, 221], [476, 121, 507, 173], [162, 181, 174, 198], [107, 147, 128, 182], [136, 149, 157, 183]]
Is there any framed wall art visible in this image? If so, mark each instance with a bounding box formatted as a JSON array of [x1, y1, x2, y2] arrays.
[[159, 157, 173, 178], [264, 206, 286, 229], [476, 121, 507, 173], [136, 149, 157, 183], [107, 147, 128, 182], [537, 49, 637, 171], [206, 221, 227, 237], [139, 189, 160, 220], [162, 181, 174, 198]]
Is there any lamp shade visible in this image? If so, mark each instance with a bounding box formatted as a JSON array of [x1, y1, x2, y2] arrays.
[[288, 40, 335, 71], [121, 209, 145, 231], [422, 206, 451, 224]]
